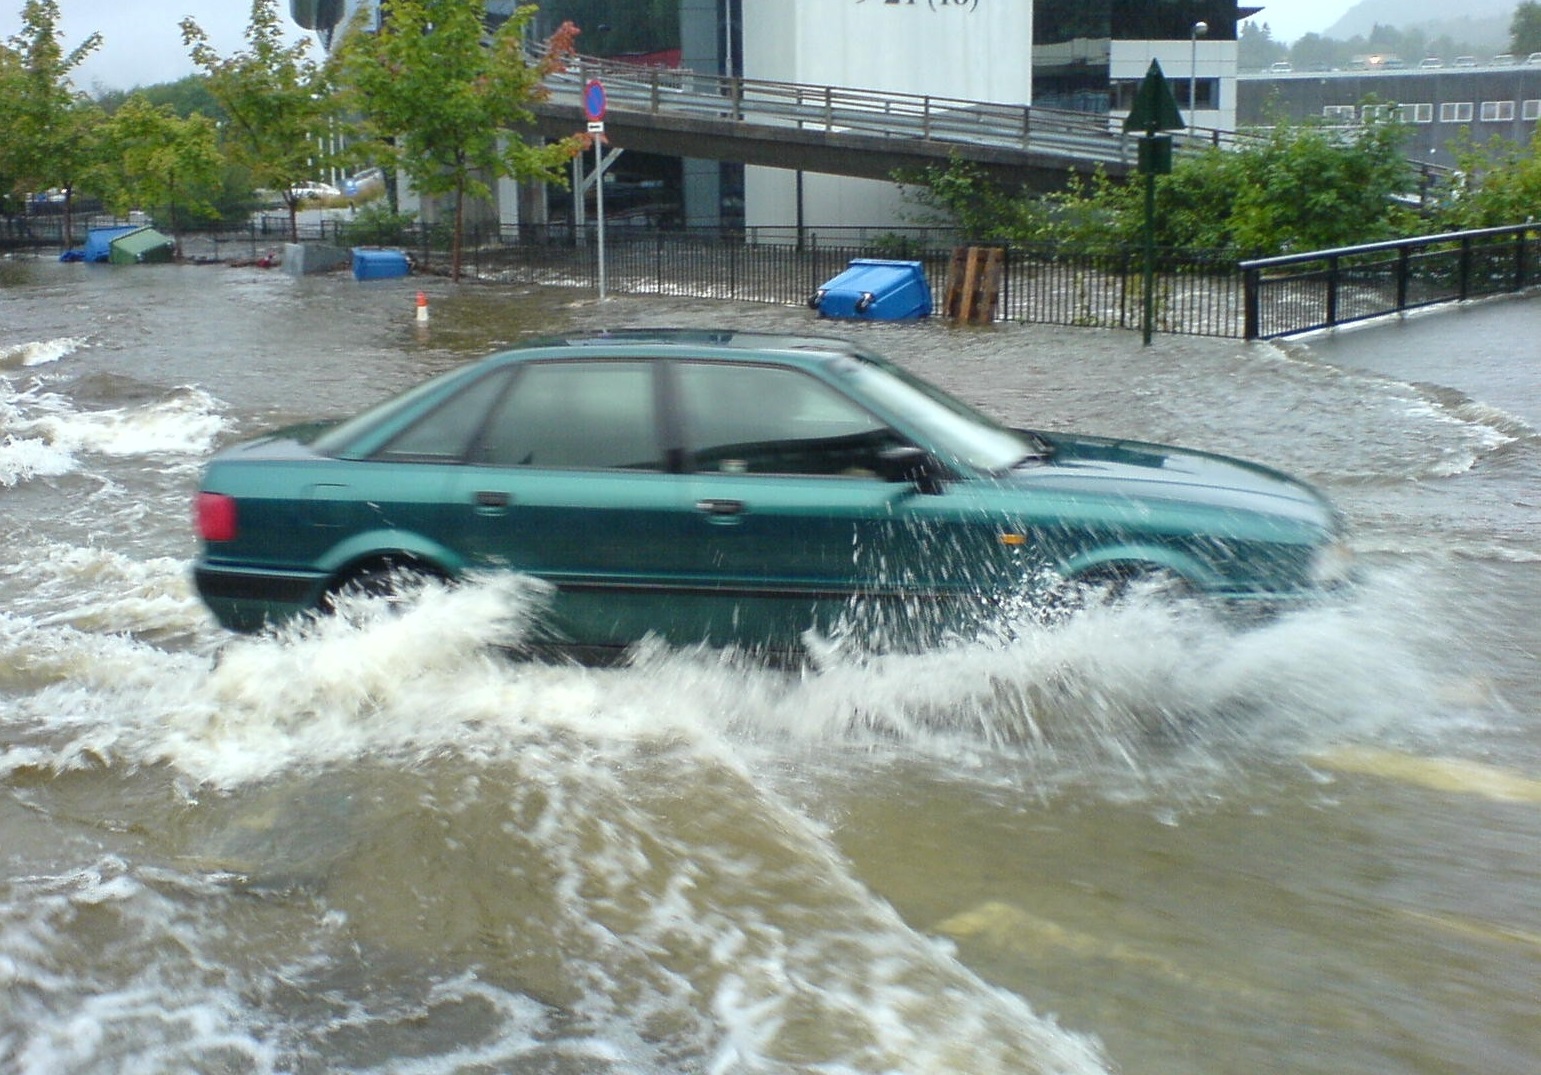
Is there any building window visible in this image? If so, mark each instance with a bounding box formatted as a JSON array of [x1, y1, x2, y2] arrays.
[[1397, 103, 1433, 123], [1479, 100, 1515, 121], [1362, 103, 1394, 122], [1322, 105, 1356, 122], [1439, 102, 1474, 123], [1524, 99, 1541, 121]]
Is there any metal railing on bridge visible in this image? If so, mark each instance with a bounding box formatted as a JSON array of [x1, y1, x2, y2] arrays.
[[1240, 224, 1541, 338], [537, 48, 1136, 171]]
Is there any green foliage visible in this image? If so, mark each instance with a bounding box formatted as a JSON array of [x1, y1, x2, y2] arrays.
[[182, 0, 350, 243], [1238, 22, 1288, 70], [1512, 3, 1541, 55], [0, 0, 103, 237], [895, 158, 1057, 243], [1222, 112, 1419, 253], [901, 110, 1421, 257], [1440, 129, 1541, 229], [340, 202, 419, 247], [100, 95, 222, 236], [1246, 20, 1498, 71], [95, 76, 226, 122], [339, 0, 583, 280]]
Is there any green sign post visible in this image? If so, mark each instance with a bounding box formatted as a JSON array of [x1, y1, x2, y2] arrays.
[[1122, 60, 1185, 346]]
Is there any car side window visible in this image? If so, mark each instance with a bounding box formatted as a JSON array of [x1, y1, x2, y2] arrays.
[[676, 362, 900, 476], [473, 361, 661, 470], [375, 369, 513, 462]]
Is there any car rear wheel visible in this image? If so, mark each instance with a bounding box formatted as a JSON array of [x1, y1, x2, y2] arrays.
[[321, 560, 446, 616]]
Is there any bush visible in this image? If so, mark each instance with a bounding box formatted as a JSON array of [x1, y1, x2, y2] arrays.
[[339, 203, 418, 247]]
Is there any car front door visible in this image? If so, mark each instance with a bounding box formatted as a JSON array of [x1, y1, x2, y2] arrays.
[[670, 360, 1016, 653]]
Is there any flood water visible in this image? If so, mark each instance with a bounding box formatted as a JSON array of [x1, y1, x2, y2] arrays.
[[3, 259, 1539, 1074]]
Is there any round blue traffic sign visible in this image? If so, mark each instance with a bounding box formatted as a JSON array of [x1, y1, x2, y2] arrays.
[[583, 79, 607, 122]]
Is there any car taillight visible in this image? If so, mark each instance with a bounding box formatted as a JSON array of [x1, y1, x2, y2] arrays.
[[197, 492, 238, 542]]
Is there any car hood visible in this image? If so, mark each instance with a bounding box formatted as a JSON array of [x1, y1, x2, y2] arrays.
[[1009, 430, 1337, 527]]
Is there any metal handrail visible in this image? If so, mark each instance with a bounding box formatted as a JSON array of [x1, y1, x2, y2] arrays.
[[533, 46, 1134, 166]]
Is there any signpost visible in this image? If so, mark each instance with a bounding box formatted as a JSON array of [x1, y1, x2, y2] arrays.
[[1122, 60, 1185, 346], [583, 79, 608, 300]]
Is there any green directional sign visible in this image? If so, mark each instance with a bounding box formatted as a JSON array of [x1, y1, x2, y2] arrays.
[[1123, 59, 1185, 134]]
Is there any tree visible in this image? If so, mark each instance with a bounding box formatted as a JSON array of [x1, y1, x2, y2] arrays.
[[1512, 2, 1541, 55], [1, 0, 102, 243], [1238, 22, 1287, 70], [182, 0, 350, 242], [900, 107, 1420, 256], [1440, 130, 1541, 229], [338, 0, 584, 281], [101, 95, 222, 249]]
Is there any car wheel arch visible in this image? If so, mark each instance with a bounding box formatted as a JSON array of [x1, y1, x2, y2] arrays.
[[1055, 545, 1217, 598], [319, 553, 454, 613]]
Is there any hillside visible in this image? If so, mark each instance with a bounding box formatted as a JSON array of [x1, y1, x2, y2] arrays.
[[1322, 0, 1517, 50]]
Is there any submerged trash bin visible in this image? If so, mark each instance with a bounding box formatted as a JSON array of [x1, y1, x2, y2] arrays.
[[351, 247, 411, 281], [82, 226, 142, 263], [809, 258, 932, 320]]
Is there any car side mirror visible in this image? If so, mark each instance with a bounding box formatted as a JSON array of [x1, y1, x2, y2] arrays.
[[877, 445, 944, 495]]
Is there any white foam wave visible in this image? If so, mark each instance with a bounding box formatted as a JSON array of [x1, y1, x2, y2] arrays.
[[2, 377, 228, 472], [0, 433, 76, 486], [2, 542, 208, 643], [15, 386, 227, 459], [0, 336, 88, 368], [2, 563, 1480, 803]]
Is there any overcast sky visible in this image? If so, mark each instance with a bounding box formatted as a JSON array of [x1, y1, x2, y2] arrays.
[[0, 1, 312, 92], [2, 1, 1352, 93]]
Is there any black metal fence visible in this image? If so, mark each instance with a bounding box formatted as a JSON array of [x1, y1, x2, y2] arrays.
[[11, 211, 1537, 340], [286, 220, 1247, 339], [1239, 224, 1541, 339]]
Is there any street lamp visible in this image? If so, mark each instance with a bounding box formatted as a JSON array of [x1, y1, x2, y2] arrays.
[[1190, 20, 1208, 138]]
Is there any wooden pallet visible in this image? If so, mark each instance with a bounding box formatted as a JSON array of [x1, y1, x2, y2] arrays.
[[943, 246, 1004, 324]]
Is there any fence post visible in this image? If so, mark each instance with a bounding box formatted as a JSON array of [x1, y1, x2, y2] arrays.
[[1325, 254, 1340, 328], [1458, 235, 1473, 302], [1515, 230, 1528, 292], [1242, 264, 1259, 339], [1396, 246, 1410, 311]]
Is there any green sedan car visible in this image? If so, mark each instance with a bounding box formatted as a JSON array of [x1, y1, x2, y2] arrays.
[[193, 330, 1352, 657]]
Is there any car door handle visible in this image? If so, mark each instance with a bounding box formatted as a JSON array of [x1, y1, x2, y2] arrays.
[[695, 498, 744, 516], [474, 490, 512, 512]]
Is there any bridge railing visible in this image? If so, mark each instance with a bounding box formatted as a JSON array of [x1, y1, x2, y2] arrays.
[[540, 48, 1133, 165], [1239, 224, 1541, 338]]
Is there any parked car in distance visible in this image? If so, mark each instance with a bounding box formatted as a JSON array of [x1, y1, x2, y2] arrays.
[[1452, 55, 1478, 67], [288, 181, 341, 202], [342, 168, 385, 200], [193, 331, 1355, 660], [1527, 52, 1541, 65], [1419, 57, 1443, 68], [1490, 54, 1516, 65], [1268, 61, 1293, 73]]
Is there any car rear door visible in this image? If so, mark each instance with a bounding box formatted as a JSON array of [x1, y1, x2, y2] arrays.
[[443, 359, 695, 650]]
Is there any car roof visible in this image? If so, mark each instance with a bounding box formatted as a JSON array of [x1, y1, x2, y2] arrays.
[[495, 328, 873, 366]]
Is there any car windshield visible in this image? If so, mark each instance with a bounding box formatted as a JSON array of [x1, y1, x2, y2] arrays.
[[832, 353, 1031, 472]]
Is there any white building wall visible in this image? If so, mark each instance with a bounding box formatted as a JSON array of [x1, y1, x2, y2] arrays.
[[1110, 40, 1238, 133], [741, 1, 1034, 104], [741, 0, 1035, 230]]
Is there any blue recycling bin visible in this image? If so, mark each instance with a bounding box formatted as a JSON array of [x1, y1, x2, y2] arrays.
[[810, 259, 932, 320], [351, 248, 411, 281]]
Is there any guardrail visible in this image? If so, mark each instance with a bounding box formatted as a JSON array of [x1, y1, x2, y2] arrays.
[[1239, 224, 1541, 338]]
